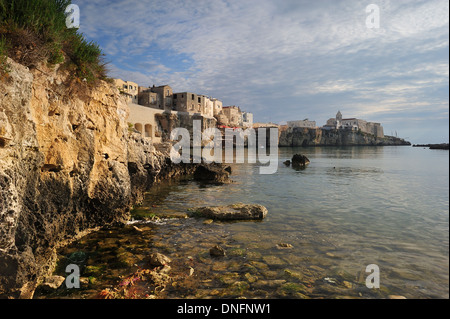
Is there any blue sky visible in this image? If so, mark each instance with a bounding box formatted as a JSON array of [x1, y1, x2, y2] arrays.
[[76, 0, 448, 143]]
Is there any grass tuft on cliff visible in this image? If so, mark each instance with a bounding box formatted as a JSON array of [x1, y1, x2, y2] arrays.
[[0, 0, 108, 83]]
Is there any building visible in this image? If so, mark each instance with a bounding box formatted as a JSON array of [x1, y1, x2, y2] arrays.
[[323, 111, 384, 137], [287, 119, 316, 129], [172, 92, 203, 113], [211, 98, 223, 116], [242, 112, 253, 128], [222, 106, 242, 127], [138, 85, 173, 111], [114, 79, 139, 104], [201, 96, 214, 118]]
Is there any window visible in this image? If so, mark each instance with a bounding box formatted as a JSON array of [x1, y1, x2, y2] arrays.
[[166, 90, 170, 96], [192, 94, 195, 100], [173, 94, 177, 99], [198, 97, 201, 103]]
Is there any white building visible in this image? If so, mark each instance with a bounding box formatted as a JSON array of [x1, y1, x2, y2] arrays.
[[114, 79, 139, 104], [242, 112, 253, 128]]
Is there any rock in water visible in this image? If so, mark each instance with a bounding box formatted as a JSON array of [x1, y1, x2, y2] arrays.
[[148, 253, 171, 267], [193, 163, 231, 184], [191, 203, 268, 220], [291, 154, 310, 167], [210, 245, 226, 257]]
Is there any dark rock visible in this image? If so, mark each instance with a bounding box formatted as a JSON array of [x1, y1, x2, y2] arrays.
[[193, 163, 231, 184], [210, 245, 226, 257], [283, 160, 291, 166], [191, 203, 268, 220], [148, 252, 171, 267], [291, 154, 310, 167]]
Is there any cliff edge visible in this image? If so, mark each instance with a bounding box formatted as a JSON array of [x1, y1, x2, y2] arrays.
[[0, 58, 184, 298]]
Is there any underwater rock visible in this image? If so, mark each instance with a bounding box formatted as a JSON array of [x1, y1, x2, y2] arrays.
[[192, 203, 268, 220]]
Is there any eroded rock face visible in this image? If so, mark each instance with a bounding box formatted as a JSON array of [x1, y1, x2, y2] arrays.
[[191, 203, 268, 220], [0, 58, 197, 298], [0, 58, 137, 298]]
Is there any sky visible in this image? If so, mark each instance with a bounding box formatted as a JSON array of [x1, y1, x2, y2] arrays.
[[75, 0, 448, 144]]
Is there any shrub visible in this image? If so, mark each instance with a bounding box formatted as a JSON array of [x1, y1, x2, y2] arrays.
[[0, 35, 9, 73], [0, 0, 108, 83]]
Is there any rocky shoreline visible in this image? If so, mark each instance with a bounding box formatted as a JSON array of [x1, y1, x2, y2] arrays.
[[279, 127, 411, 147], [0, 57, 230, 298]]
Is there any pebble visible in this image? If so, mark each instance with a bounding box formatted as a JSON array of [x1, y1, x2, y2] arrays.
[[388, 295, 407, 299], [276, 243, 294, 249]]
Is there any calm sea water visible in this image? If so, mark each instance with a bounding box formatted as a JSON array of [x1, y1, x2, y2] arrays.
[[142, 146, 449, 298], [49, 146, 449, 299]]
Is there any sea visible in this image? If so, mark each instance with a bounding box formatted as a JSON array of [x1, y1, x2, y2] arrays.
[[48, 145, 449, 299]]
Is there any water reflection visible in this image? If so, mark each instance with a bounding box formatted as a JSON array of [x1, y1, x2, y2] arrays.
[[47, 146, 448, 299]]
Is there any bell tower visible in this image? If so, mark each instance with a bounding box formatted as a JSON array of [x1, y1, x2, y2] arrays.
[[336, 110, 342, 128]]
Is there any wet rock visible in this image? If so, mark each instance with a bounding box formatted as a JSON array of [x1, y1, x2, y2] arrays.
[[217, 273, 240, 285], [343, 280, 353, 289], [284, 269, 304, 281], [193, 163, 231, 184], [262, 255, 285, 267], [192, 203, 268, 220], [277, 243, 294, 249], [210, 245, 226, 257], [148, 252, 171, 267], [253, 279, 286, 289], [244, 273, 258, 283], [388, 295, 407, 299], [39, 275, 66, 292], [291, 154, 310, 167]]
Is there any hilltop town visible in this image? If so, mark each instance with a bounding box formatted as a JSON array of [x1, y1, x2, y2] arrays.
[[114, 78, 410, 147], [114, 79, 253, 143]]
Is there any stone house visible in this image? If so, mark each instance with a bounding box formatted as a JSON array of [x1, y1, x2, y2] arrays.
[[138, 85, 173, 111], [114, 79, 139, 104], [223, 106, 242, 127], [242, 112, 253, 128], [172, 92, 203, 113]]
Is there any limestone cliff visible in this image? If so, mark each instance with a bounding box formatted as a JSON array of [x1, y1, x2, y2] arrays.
[[279, 127, 410, 147], [0, 58, 186, 298]]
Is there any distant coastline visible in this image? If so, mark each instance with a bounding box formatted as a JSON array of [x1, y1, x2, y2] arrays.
[[412, 143, 449, 150]]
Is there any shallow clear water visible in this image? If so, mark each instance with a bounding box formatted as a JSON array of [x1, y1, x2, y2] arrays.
[[48, 146, 449, 299]]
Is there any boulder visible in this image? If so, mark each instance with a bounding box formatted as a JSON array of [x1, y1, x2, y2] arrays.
[[191, 203, 268, 220], [193, 163, 231, 184], [291, 154, 310, 167], [148, 252, 171, 267], [210, 245, 226, 257]]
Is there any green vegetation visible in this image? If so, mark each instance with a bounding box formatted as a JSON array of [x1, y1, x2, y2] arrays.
[[0, 0, 108, 83], [0, 35, 9, 73]]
